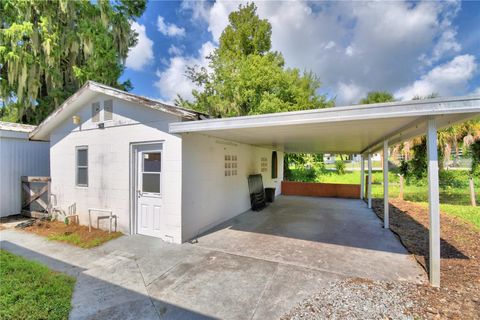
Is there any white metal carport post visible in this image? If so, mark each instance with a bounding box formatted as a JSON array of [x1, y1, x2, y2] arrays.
[[367, 153, 372, 209], [427, 118, 441, 287], [383, 140, 389, 229], [360, 155, 365, 200]]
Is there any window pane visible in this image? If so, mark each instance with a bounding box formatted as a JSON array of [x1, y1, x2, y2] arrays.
[[77, 149, 88, 166], [77, 168, 88, 186], [92, 102, 100, 122], [142, 173, 160, 193], [143, 152, 161, 172], [104, 100, 113, 120]]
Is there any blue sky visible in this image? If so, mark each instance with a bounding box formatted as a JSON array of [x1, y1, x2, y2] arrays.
[[120, 0, 480, 106]]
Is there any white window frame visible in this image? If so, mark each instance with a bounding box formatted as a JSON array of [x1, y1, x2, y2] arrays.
[[140, 150, 162, 196], [104, 99, 113, 121], [92, 102, 100, 123], [76, 146, 88, 187]]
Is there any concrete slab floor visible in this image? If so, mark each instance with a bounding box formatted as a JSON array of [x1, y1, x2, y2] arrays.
[[194, 196, 426, 283], [0, 196, 426, 319]]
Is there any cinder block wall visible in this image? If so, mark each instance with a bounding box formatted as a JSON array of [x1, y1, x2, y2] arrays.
[[181, 133, 284, 242]]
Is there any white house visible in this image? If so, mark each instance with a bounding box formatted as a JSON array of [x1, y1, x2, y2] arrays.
[[0, 122, 50, 217], [30, 81, 480, 286], [30, 82, 283, 243]]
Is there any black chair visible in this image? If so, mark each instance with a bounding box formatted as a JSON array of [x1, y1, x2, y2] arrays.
[[248, 174, 267, 211]]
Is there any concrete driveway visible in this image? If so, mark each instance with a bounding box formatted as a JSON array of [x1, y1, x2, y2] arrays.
[[0, 196, 425, 319]]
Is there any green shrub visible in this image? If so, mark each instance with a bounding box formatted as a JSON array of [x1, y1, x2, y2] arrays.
[[335, 160, 346, 175]]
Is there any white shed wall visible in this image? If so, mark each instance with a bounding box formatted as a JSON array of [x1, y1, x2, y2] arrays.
[[0, 132, 50, 217], [181, 133, 283, 242], [49, 94, 183, 243]]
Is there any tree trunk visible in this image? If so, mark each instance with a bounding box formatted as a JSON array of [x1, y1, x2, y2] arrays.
[[399, 175, 404, 200], [470, 178, 476, 207]]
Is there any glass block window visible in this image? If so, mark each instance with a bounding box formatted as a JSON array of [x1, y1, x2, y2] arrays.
[[260, 157, 268, 173], [225, 154, 238, 176]]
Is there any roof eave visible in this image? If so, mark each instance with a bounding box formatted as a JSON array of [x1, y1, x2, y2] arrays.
[[29, 81, 209, 141], [169, 95, 480, 134]]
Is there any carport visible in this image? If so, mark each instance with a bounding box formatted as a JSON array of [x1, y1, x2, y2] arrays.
[[170, 95, 480, 287]]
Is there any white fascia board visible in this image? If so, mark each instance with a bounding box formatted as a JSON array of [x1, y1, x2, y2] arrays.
[[29, 83, 95, 141], [169, 95, 480, 134]]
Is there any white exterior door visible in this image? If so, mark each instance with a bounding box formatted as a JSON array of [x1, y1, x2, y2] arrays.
[[135, 144, 163, 238]]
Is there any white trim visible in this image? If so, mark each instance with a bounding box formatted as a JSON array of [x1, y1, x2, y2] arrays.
[[360, 155, 365, 200], [383, 140, 389, 229], [368, 153, 372, 209], [75, 146, 88, 187], [130, 141, 165, 236], [427, 118, 441, 287], [170, 95, 480, 134]]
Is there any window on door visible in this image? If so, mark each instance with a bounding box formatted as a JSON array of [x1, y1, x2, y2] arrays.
[[142, 152, 161, 194]]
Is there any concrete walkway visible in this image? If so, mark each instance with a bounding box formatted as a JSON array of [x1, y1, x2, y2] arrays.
[[0, 196, 426, 319]]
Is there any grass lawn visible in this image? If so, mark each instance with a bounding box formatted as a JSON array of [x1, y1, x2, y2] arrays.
[[415, 202, 480, 230], [0, 250, 75, 320], [288, 167, 480, 229], [290, 169, 480, 205]]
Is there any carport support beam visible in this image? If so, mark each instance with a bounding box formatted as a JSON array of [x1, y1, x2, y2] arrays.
[[427, 118, 441, 287], [368, 153, 372, 209], [360, 155, 365, 199], [383, 140, 389, 229]]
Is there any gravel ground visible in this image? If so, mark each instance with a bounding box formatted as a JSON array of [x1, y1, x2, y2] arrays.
[[282, 278, 418, 320]]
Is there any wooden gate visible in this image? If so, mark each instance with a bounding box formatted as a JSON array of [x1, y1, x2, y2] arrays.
[[21, 176, 51, 218]]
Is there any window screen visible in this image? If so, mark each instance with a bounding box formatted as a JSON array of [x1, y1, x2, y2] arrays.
[[76, 147, 88, 186], [92, 102, 100, 122], [104, 100, 113, 121]]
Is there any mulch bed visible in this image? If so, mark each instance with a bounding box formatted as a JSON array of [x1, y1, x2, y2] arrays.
[[372, 198, 480, 319], [22, 220, 122, 249]]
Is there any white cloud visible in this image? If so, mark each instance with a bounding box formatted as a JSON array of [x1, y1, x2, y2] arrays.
[[324, 41, 336, 50], [168, 45, 183, 56], [154, 42, 215, 103], [431, 29, 461, 62], [472, 87, 480, 95], [180, 0, 466, 105], [337, 82, 367, 104], [345, 46, 355, 57], [125, 22, 154, 71], [157, 16, 186, 37], [395, 54, 477, 100]]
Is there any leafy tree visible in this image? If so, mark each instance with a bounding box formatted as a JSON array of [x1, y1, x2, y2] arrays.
[[359, 91, 394, 104], [358, 91, 395, 166], [470, 140, 480, 176], [0, 0, 146, 124], [335, 160, 346, 175], [177, 3, 332, 117]]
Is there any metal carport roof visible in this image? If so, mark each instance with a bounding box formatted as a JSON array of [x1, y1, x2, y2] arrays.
[[170, 95, 480, 154], [170, 95, 480, 288]]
